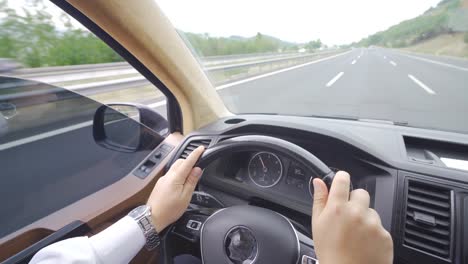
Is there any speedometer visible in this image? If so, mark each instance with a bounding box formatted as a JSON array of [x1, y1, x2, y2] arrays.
[[248, 152, 283, 188]]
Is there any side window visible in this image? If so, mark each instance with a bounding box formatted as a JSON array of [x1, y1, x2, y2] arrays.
[[0, 1, 167, 238]]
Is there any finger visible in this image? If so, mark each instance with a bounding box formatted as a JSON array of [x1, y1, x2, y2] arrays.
[[349, 189, 370, 209], [312, 178, 329, 223], [164, 159, 184, 181], [182, 167, 203, 197], [173, 146, 205, 183], [169, 159, 184, 172], [328, 171, 351, 205], [367, 208, 382, 226]]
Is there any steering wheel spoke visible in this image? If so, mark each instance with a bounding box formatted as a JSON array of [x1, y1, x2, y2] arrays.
[[296, 231, 319, 264], [162, 135, 338, 263], [159, 207, 219, 264], [171, 208, 217, 243]]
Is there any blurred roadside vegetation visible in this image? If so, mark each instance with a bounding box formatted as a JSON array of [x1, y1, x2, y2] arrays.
[[183, 32, 297, 56], [181, 32, 324, 57], [0, 0, 324, 68], [355, 0, 468, 53], [0, 0, 123, 67]]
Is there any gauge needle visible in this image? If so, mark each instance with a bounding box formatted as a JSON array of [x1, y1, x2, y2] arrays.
[[259, 156, 267, 171]]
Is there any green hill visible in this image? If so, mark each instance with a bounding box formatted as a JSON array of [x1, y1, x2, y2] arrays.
[[180, 32, 299, 57], [357, 0, 467, 48]]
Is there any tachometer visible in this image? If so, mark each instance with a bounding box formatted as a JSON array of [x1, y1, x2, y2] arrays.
[[248, 152, 283, 188]]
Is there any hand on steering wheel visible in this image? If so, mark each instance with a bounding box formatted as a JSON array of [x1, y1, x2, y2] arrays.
[[153, 135, 393, 264], [146, 146, 205, 232], [312, 172, 393, 264]]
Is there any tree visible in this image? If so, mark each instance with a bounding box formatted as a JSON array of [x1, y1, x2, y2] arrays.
[[0, 0, 122, 67], [305, 39, 322, 51]]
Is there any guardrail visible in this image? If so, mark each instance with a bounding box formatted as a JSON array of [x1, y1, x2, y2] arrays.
[[5, 51, 337, 86], [10, 52, 306, 79], [0, 49, 347, 134], [7, 52, 315, 84], [2, 49, 345, 101], [205, 50, 339, 71], [200, 51, 301, 61]]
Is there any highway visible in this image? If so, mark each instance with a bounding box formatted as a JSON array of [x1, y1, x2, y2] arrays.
[[1, 48, 467, 238], [214, 48, 468, 134]]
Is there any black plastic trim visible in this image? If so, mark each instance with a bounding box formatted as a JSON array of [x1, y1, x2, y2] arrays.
[[50, 0, 183, 133], [2, 221, 91, 264], [394, 172, 467, 264], [167, 135, 217, 170]]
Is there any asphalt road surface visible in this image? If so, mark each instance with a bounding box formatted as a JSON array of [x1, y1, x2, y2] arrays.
[[216, 48, 468, 134], [1, 48, 467, 238]]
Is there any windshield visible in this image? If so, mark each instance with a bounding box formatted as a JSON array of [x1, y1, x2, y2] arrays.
[[158, 0, 468, 134]]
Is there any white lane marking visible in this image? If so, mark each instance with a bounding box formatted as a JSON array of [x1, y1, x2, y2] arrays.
[[65, 76, 146, 90], [351, 60, 357, 65], [1, 51, 354, 150], [0, 101, 168, 151], [216, 50, 352, 90], [390, 61, 397, 66], [147, 100, 167, 108], [326, 72, 345, 87], [400, 53, 468, 72], [383, 56, 387, 59], [26, 69, 139, 84], [408, 74, 436, 95], [0, 121, 93, 151]]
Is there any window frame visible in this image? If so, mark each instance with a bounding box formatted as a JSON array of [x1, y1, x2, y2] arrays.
[[50, 0, 183, 133]]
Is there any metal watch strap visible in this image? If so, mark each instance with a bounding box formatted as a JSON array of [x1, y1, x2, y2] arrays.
[[128, 205, 161, 251], [137, 214, 160, 251]]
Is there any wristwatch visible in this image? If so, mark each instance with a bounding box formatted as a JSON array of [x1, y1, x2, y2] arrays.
[[128, 205, 161, 251]]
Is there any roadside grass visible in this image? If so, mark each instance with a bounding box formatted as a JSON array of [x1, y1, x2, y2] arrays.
[[404, 33, 468, 59], [88, 85, 164, 105], [56, 73, 141, 87]]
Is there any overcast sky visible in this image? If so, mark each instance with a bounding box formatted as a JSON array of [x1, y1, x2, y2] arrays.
[[156, 0, 441, 45], [4, 0, 442, 45]]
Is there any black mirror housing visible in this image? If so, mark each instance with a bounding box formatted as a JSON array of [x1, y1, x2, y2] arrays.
[[93, 103, 168, 152]]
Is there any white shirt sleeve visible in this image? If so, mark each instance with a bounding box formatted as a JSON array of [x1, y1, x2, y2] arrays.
[[30, 216, 146, 264]]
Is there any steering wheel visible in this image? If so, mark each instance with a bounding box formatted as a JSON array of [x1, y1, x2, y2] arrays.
[[160, 135, 336, 264]]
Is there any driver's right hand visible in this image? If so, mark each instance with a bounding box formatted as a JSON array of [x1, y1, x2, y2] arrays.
[[312, 171, 394, 264]]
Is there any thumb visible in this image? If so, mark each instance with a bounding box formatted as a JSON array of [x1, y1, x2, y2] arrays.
[[182, 167, 203, 197], [312, 178, 329, 222]]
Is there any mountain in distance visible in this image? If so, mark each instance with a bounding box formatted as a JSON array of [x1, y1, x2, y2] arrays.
[[355, 0, 468, 58], [179, 31, 302, 57]]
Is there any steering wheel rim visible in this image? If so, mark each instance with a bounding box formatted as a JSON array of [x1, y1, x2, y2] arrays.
[[161, 135, 333, 264], [196, 135, 336, 189]]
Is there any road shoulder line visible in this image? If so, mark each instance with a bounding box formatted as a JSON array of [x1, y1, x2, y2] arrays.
[[399, 53, 468, 72], [216, 50, 352, 90], [0, 121, 93, 151]]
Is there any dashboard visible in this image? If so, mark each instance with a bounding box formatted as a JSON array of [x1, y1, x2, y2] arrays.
[[169, 114, 468, 264], [200, 143, 390, 219]]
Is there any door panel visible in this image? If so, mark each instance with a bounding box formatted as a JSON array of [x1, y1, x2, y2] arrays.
[[0, 133, 183, 262]]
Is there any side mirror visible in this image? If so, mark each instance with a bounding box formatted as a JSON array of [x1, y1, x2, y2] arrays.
[[0, 102, 17, 119], [93, 103, 168, 152]]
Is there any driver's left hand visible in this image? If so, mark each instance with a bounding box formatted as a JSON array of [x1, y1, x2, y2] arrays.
[[147, 146, 205, 232]]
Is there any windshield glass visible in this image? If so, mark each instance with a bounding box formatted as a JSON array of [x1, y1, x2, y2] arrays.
[[158, 0, 468, 134]]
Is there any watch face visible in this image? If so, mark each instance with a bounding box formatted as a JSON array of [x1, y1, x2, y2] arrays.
[[129, 205, 149, 219]]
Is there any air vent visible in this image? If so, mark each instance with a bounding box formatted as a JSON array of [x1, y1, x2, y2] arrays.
[[179, 139, 212, 159], [403, 180, 452, 259]]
